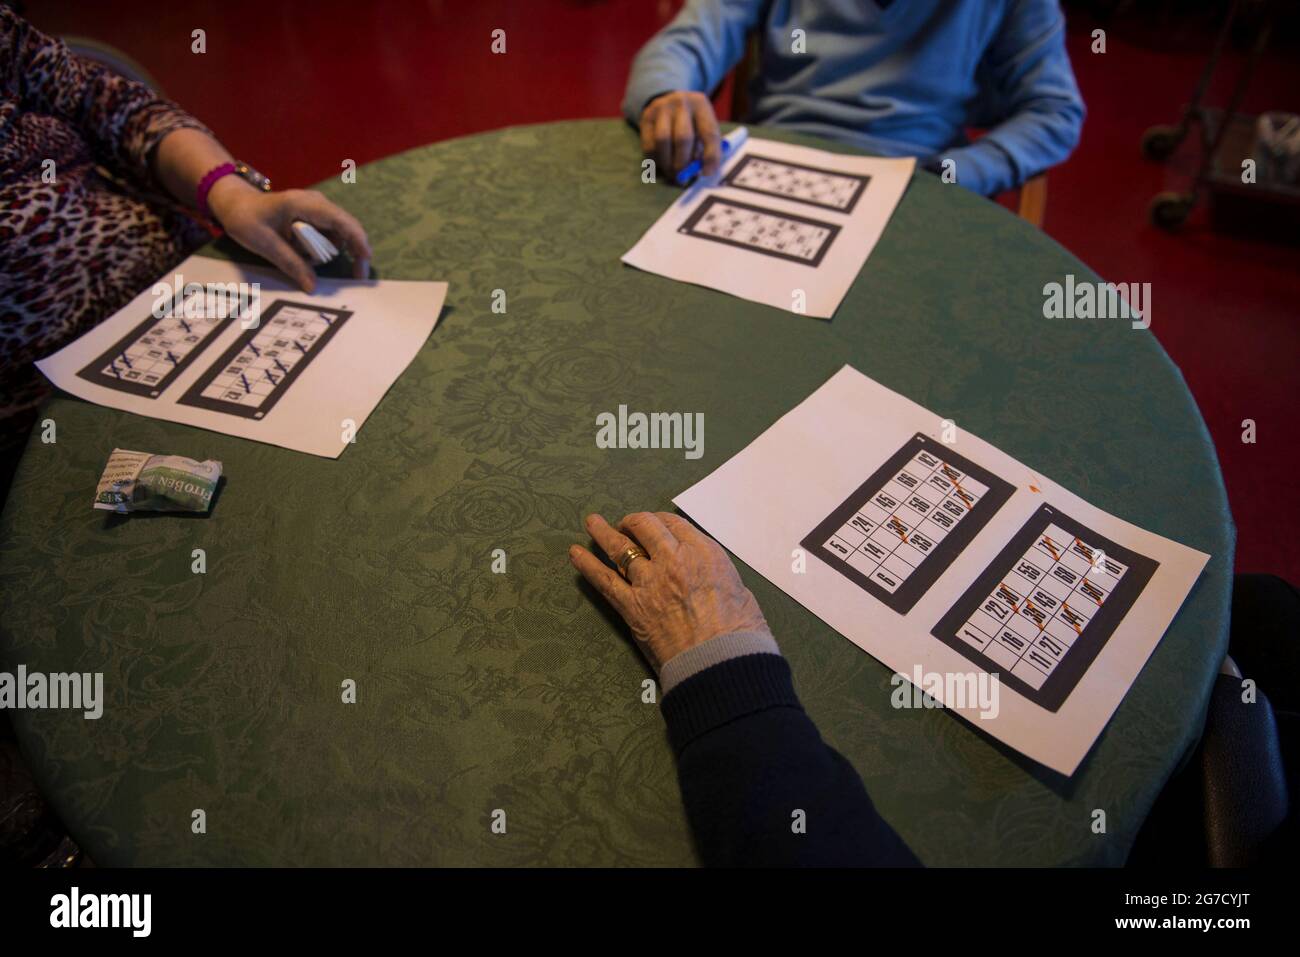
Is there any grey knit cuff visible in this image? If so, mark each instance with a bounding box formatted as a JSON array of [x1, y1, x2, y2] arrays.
[[659, 630, 782, 696]]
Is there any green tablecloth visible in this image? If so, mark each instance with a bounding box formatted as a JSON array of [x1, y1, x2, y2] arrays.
[[0, 120, 1233, 866]]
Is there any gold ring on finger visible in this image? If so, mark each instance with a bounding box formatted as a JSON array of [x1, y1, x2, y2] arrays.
[[615, 544, 648, 578]]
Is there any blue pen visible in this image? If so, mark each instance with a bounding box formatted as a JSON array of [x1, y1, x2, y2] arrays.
[[675, 126, 750, 186]]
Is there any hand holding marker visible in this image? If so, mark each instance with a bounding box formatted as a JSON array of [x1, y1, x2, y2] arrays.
[[675, 127, 750, 186]]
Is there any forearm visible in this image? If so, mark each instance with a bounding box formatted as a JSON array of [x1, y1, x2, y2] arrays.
[[662, 650, 920, 867], [940, 100, 1082, 195], [621, 0, 762, 125], [946, 0, 1083, 194], [151, 127, 258, 219]]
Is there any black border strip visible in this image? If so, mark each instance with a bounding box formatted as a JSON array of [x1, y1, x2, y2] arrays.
[[77, 309, 235, 399], [723, 153, 870, 214], [176, 300, 352, 420], [801, 433, 1016, 615], [930, 503, 1160, 712], [679, 195, 840, 267]]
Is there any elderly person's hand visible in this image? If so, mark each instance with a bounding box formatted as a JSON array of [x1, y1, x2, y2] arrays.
[[208, 182, 372, 293], [639, 90, 723, 179], [569, 511, 770, 672]]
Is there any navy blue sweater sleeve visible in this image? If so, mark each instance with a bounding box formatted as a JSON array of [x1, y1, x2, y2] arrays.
[[661, 652, 921, 867]]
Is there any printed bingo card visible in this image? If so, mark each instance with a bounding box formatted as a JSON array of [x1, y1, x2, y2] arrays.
[[679, 196, 840, 268], [802, 434, 1015, 613], [674, 365, 1212, 774], [36, 254, 449, 458], [77, 301, 238, 398], [723, 153, 870, 214], [177, 300, 351, 419], [932, 504, 1159, 711]]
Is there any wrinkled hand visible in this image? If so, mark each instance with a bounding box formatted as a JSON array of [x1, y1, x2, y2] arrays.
[[570, 512, 770, 672], [207, 180, 372, 292], [640, 90, 723, 179]]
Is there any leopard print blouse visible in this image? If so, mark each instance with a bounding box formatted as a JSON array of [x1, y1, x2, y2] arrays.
[[0, 4, 213, 450]]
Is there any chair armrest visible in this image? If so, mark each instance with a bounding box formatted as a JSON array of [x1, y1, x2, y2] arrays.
[[1199, 673, 1290, 866], [1017, 174, 1048, 226]]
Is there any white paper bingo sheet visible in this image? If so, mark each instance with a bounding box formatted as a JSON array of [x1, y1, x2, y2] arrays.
[[622, 137, 914, 319], [674, 366, 1210, 775], [36, 255, 447, 458]]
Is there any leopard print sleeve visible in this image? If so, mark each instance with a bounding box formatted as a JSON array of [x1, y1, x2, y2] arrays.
[[1, 4, 213, 191]]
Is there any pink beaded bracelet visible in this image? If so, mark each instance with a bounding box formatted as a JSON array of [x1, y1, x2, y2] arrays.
[[195, 162, 237, 220]]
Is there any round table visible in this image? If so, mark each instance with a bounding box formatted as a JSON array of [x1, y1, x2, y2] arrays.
[[0, 120, 1233, 866]]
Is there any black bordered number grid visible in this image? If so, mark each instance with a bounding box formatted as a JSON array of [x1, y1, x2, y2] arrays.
[[679, 196, 840, 267], [931, 504, 1159, 712], [176, 300, 352, 420], [77, 308, 235, 398], [801, 434, 1016, 615], [722, 153, 870, 214]]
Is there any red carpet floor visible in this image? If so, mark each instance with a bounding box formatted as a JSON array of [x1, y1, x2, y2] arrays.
[[24, 0, 1300, 582]]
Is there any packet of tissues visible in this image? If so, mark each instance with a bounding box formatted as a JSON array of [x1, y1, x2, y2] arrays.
[[93, 448, 222, 513]]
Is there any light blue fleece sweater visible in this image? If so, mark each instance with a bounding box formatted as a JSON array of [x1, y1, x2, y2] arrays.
[[622, 0, 1085, 196]]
